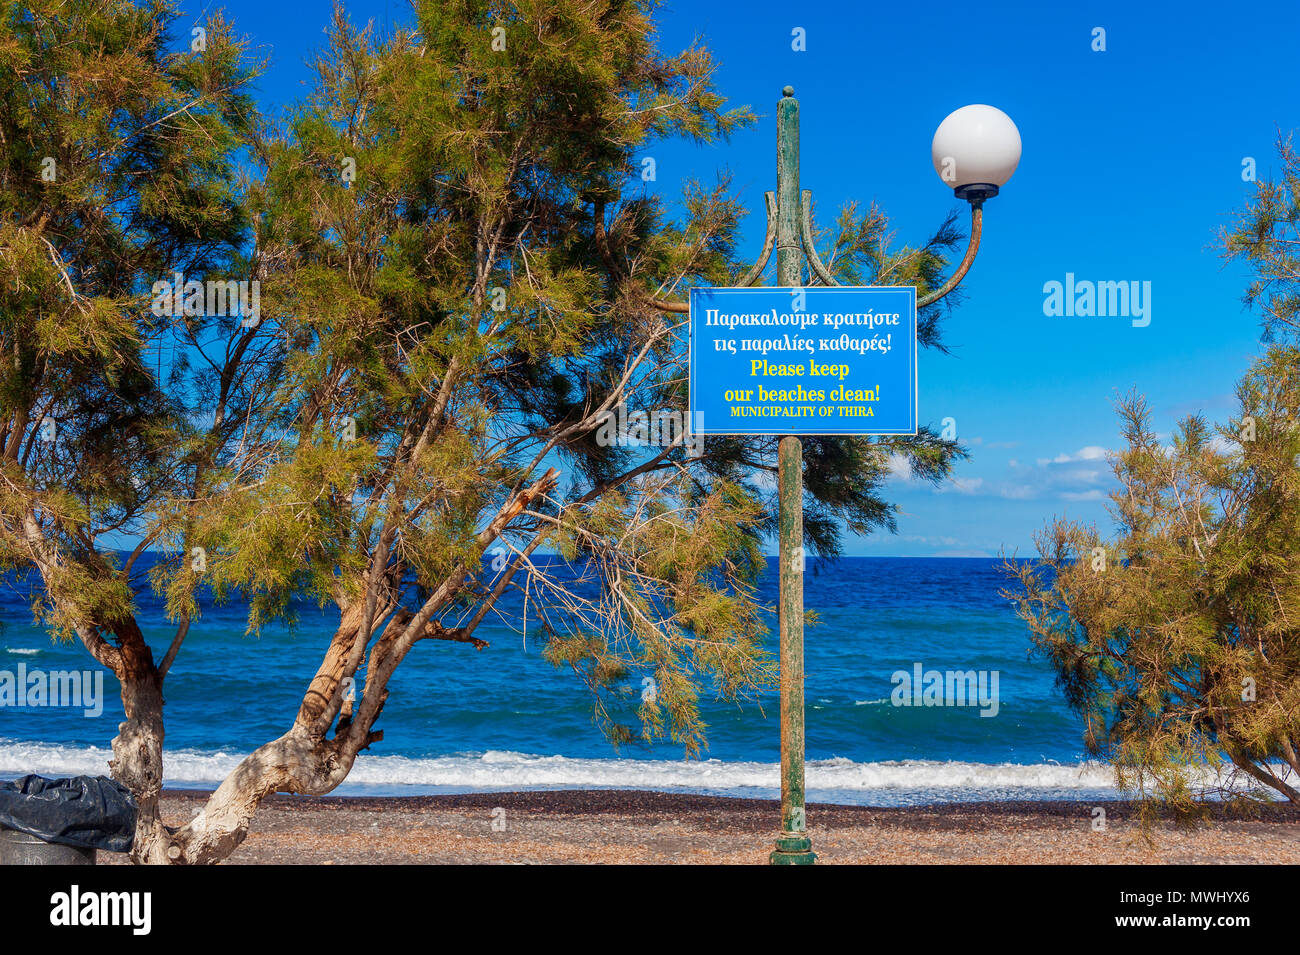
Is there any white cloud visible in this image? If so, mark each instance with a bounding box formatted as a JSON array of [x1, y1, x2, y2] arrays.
[[887, 442, 1114, 503], [900, 534, 967, 548], [1039, 446, 1107, 466], [1061, 489, 1106, 502], [919, 443, 1117, 503]]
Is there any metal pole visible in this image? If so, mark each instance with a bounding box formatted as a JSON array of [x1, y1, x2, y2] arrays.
[[770, 85, 815, 865]]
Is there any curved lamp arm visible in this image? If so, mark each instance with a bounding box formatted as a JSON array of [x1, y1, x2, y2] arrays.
[[622, 190, 982, 311], [735, 191, 778, 287], [800, 191, 984, 304], [917, 203, 982, 308], [799, 191, 840, 287]]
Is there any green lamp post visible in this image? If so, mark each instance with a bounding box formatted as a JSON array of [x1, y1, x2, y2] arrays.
[[763, 87, 1021, 865]]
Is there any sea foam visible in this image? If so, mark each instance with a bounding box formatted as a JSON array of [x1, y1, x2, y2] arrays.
[[0, 737, 1124, 804]]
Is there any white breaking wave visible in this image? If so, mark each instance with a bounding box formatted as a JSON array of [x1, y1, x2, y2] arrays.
[[0, 737, 1118, 799], [3, 648, 41, 656]]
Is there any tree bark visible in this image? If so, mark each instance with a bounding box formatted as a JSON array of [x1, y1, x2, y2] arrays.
[[104, 620, 171, 862], [126, 605, 395, 864]]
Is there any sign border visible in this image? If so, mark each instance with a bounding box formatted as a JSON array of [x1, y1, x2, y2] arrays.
[[687, 285, 919, 437]]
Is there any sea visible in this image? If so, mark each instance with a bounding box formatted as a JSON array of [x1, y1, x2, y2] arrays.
[[0, 556, 1121, 805]]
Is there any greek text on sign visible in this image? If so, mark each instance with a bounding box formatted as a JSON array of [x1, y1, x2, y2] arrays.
[[688, 286, 918, 436]]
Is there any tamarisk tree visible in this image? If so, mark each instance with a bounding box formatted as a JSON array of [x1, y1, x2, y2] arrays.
[[1005, 138, 1300, 810], [0, 0, 270, 859], [3, 0, 968, 863]]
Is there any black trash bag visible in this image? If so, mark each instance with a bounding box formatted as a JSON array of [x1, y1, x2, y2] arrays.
[[0, 775, 137, 852]]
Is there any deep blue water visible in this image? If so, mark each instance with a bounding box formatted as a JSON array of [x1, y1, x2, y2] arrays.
[[0, 556, 1118, 804]]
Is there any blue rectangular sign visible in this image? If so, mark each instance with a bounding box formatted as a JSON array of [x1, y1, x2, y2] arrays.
[[688, 286, 918, 436]]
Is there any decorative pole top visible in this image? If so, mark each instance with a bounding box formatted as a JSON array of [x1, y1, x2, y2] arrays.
[[782, 85, 794, 98]]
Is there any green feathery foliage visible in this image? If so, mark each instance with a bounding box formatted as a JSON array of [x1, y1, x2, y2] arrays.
[[4, 0, 969, 764], [1006, 137, 1300, 815], [0, 0, 261, 642], [1221, 133, 1300, 342]]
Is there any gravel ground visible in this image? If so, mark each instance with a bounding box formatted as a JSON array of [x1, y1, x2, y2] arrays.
[[95, 790, 1300, 864]]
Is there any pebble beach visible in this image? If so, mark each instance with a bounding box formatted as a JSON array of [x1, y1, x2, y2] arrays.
[[98, 790, 1300, 865]]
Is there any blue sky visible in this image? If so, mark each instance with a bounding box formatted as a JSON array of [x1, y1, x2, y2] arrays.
[[193, 0, 1299, 557]]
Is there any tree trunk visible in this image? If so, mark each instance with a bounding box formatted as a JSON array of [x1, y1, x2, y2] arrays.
[[99, 621, 171, 864], [131, 726, 358, 864], [124, 604, 384, 864]]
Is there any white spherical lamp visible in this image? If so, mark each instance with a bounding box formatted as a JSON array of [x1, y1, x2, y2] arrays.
[[930, 104, 1021, 203]]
